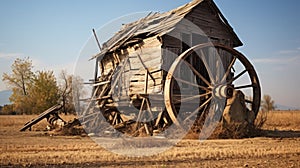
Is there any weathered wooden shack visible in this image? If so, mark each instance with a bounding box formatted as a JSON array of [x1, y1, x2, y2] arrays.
[[93, 0, 241, 94], [86, 0, 260, 136]]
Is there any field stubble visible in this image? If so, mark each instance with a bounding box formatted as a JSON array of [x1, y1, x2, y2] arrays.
[[0, 111, 300, 167]]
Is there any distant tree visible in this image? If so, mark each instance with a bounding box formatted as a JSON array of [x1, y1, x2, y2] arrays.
[[3, 58, 85, 115], [58, 70, 84, 114], [2, 57, 34, 96], [27, 71, 60, 114], [2, 57, 34, 114], [9, 88, 31, 114], [0, 104, 15, 115], [255, 94, 276, 129], [261, 94, 276, 112], [58, 70, 73, 114]]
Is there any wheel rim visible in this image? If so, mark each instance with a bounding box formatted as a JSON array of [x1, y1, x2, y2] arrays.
[[164, 43, 261, 128]]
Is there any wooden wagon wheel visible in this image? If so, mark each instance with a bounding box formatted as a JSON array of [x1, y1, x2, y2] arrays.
[[91, 57, 166, 136], [164, 43, 261, 127]]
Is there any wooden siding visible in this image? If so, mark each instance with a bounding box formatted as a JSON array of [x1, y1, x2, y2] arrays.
[[127, 37, 163, 95], [100, 36, 163, 98], [185, 1, 236, 47], [160, 0, 237, 84]]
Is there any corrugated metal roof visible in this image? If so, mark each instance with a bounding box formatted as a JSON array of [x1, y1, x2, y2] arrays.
[[91, 0, 241, 60]]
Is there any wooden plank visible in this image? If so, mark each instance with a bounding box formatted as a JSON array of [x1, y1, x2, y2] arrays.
[[129, 68, 162, 79], [187, 10, 218, 22], [142, 36, 162, 47], [144, 72, 148, 94], [130, 77, 162, 83], [130, 68, 162, 77], [130, 73, 163, 87], [130, 79, 163, 85], [129, 84, 163, 95], [129, 80, 163, 88], [186, 17, 234, 42], [174, 22, 204, 35], [136, 53, 156, 83], [20, 104, 62, 131], [93, 81, 110, 87], [191, 1, 215, 15], [108, 57, 129, 95], [129, 55, 162, 69], [129, 50, 161, 63], [130, 73, 162, 81], [162, 35, 181, 48], [176, 23, 233, 45], [144, 57, 162, 68]]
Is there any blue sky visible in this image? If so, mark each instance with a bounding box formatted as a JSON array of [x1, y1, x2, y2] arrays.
[[0, 0, 299, 109]]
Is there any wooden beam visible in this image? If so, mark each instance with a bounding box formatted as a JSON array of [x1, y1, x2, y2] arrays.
[[108, 57, 129, 95], [20, 104, 63, 131], [136, 54, 156, 85]]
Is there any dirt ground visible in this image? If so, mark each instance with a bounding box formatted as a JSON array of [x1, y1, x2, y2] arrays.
[[0, 111, 300, 167]]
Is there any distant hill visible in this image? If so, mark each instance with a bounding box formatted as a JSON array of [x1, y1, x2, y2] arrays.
[[276, 104, 299, 111], [0, 90, 12, 106]]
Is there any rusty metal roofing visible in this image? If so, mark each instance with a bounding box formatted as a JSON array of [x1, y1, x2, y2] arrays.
[[91, 0, 241, 60]]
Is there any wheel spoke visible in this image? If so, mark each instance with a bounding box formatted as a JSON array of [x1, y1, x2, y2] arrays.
[[183, 97, 212, 123], [164, 43, 261, 129], [228, 69, 247, 84], [200, 50, 215, 84], [175, 77, 210, 92], [183, 60, 211, 87], [174, 92, 212, 104], [234, 84, 253, 90], [215, 48, 224, 83], [221, 56, 236, 83]]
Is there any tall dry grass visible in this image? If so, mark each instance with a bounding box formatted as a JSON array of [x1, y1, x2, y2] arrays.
[[261, 110, 300, 130]]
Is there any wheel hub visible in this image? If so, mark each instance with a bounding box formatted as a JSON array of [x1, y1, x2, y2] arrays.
[[213, 84, 234, 99]]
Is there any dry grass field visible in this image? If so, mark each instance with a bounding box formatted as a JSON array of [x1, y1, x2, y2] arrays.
[[0, 111, 300, 167], [262, 111, 300, 130]]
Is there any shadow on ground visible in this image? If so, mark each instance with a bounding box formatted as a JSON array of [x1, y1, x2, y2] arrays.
[[260, 129, 300, 138]]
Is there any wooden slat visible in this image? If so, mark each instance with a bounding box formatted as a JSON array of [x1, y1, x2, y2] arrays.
[[93, 81, 110, 86], [20, 104, 62, 131], [130, 57, 162, 69], [129, 85, 163, 95], [130, 79, 163, 85], [130, 68, 162, 76], [130, 74, 162, 81], [129, 80, 162, 88]]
